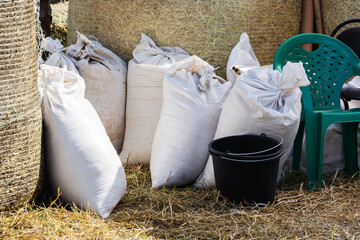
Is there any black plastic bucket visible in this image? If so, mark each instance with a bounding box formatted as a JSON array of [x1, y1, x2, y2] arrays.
[[210, 134, 283, 204]]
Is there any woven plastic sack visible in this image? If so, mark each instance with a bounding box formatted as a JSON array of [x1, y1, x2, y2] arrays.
[[226, 33, 260, 83], [0, 0, 42, 210], [66, 32, 127, 153], [196, 62, 310, 188], [150, 56, 232, 188], [120, 34, 190, 164], [39, 65, 126, 218]]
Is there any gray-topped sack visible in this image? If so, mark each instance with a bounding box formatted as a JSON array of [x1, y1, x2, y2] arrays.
[[66, 32, 127, 153]]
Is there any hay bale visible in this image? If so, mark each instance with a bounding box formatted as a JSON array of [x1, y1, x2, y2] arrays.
[[50, 1, 68, 45], [322, 0, 360, 36], [68, 0, 302, 78], [0, 0, 42, 210]]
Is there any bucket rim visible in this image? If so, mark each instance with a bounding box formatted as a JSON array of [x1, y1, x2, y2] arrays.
[[210, 143, 283, 160], [209, 134, 284, 157]]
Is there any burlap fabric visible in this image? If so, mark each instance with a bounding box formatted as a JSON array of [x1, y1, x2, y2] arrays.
[[68, 0, 302, 78], [0, 0, 42, 210], [322, 0, 360, 36]]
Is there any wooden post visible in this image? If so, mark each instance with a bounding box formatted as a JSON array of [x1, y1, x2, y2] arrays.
[[301, 0, 314, 51]]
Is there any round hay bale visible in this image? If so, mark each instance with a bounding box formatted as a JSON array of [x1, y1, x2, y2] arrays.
[[0, 0, 42, 210], [321, 0, 360, 36], [68, 0, 302, 78]]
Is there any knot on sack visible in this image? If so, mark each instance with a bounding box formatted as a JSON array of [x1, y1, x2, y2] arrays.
[[197, 66, 218, 91]]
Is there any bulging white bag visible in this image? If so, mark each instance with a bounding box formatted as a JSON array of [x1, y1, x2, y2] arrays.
[[196, 62, 310, 188], [226, 32, 260, 83], [39, 65, 127, 218], [66, 32, 127, 153], [120, 34, 190, 165], [150, 56, 232, 188]]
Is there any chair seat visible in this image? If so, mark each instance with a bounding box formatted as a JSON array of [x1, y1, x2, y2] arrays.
[[314, 108, 360, 118]]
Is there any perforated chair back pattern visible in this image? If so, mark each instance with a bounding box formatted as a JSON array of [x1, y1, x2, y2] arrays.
[[274, 33, 360, 112]]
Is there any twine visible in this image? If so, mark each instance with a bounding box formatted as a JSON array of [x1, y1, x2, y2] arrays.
[[67, 0, 302, 78], [0, 0, 42, 211]]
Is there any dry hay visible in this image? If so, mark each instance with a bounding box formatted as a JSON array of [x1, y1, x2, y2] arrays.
[[322, 0, 360, 36], [67, 0, 302, 78], [1, 165, 360, 239], [50, 1, 68, 45], [0, 0, 42, 211]]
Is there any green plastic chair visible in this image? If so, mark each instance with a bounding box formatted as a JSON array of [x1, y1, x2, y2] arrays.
[[273, 33, 360, 190]]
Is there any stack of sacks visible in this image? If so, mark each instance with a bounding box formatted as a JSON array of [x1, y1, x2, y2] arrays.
[[39, 54, 127, 218], [150, 56, 232, 188], [300, 76, 360, 174], [120, 34, 190, 164], [66, 32, 127, 153], [196, 33, 310, 188]]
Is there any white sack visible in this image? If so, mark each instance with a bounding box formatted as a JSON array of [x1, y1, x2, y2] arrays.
[[45, 51, 79, 73], [196, 62, 310, 188], [66, 32, 127, 153], [39, 65, 127, 218], [42, 37, 64, 54], [150, 56, 232, 188], [226, 32, 260, 83], [300, 76, 360, 174], [120, 34, 190, 164]]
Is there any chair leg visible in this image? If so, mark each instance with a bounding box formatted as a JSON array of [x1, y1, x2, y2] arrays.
[[342, 122, 359, 176], [304, 120, 322, 190], [315, 126, 327, 187], [292, 121, 305, 171], [304, 115, 328, 190]]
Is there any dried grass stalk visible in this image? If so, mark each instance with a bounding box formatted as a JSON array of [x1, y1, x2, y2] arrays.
[[67, 0, 302, 78], [0, 0, 42, 211]]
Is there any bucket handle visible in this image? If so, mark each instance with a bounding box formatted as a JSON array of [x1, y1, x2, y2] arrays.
[[224, 134, 283, 157]]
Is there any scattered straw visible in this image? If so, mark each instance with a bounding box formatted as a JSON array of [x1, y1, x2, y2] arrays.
[[1, 165, 360, 239]]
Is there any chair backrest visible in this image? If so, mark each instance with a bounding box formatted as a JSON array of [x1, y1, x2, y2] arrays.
[[273, 33, 360, 112]]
